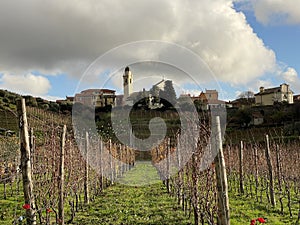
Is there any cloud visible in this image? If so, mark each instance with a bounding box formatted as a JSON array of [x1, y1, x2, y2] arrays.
[[0, 73, 51, 96], [0, 0, 277, 96], [238, 0, 300, 25], [282, 67, 298, 83], [281, 67, 300, 92]]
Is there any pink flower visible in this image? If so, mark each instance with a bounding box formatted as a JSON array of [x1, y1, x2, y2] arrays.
[[22, 203, 30, 210]]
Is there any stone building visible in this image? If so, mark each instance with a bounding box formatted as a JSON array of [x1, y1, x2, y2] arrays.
[[74, 89, 116, 107], [254, 83, 294, 105]]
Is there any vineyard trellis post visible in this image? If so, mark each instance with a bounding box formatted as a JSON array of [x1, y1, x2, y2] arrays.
[[99, 138, 104, 191], [84, 131, 90, 205], [58, 125, 66, 225], [166, 138, 171, 193], [29, 128, 35, 173], [17, 98, 37, 225], [109, 139, 114, 184], [265, 134, 276, 207], [275, 144, 283, 213], [254, 145, 259, 201], [213, 116, 230, 225], [239, 140, 244, 195], [176, 134, 183, 207]]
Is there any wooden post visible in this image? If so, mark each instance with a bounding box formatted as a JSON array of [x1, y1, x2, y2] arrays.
[[265, 135, 276, 207], [192, 153, 199, 225], [58, 125, 66, 225], [109, 139, 114, 184], [214, 116, 230, 225], [275, 144, 282, 190], [239, 141, 244, 195], [29, 128, 35, 173], [177, 140, 183, 206], [99, 138, 104, 191], [275, 144, 284, 214], [84, 132, 89, 205], [254, 146, 259, 201], [227, 145, 231, 175], [17, 99, 36, 225], [166, 138, 171, 193]]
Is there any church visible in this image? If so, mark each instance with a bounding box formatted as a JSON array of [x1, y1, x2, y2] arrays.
[[73, 66, 173, 108], [117, 66, 173, 108]]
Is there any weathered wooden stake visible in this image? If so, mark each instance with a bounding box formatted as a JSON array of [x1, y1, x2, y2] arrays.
[[29, 128, 35, 173], [265, 135, 276, 207], [254, 146, 259, 201], [192, 153, 199, 225], [109, 139, 114, 184], [239, 140, 244, 195], [214, 116, 230, 225], [84, 132, 89, 205], [99, 138, 104, 191], [17, 99, 36, 225], [166, 138, 171, 193], [176, 140, 183, 206], [58, 125, 66, 225], [275, 144, 283, 213]]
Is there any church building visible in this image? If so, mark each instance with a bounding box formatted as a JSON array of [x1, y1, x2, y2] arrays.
[[123, 66, 133, 104]]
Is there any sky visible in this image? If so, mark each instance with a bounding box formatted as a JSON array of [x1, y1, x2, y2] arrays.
[[0, 0, 299, 101]]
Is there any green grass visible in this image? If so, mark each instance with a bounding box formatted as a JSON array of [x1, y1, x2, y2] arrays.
[[0, 182, 24, 224], [1, 162, 299, 224], [71, 161, 193, 224], [116, 161, 161, 186], [229, 192, 299, 225]]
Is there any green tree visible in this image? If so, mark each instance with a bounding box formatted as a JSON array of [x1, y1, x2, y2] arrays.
[[235, 109, 252, 128], [159, 80, 177, 108]]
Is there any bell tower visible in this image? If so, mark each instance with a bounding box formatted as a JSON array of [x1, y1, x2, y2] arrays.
[[123, 66, 133, 102]]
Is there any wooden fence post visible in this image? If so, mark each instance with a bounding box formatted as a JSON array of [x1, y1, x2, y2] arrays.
[[166, 138, 171, 193], [99, 138, 104, 191], [109, 139, 114, 184], [192, 153, 199, 225], [214, 116, 230, 225], [177, 138, 183, 207], [254, 145, 259, 201], [84, 132, 89, 205], [265, 135, 276, 207], [239, 141, 244, 195], [17, 98, 36, 225], [29, 128, 35, 173], [58, 125, 66, 225]]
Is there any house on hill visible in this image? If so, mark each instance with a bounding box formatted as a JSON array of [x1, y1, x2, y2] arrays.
[[193, 89, 226, 110], [74, 89, 116, 107], [254, 83, 294, 106]]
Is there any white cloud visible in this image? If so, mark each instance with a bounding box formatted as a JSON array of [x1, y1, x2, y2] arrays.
[[282, 67, 298, 83], [0, 0, 279, 96], [281, 67, 300, 92], [40, 95, 64, 101], [0, 73, 51, 96], [239, 0, 300, 25]]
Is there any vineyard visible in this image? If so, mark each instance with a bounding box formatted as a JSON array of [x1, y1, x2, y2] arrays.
[[0, 99, 299, 224]]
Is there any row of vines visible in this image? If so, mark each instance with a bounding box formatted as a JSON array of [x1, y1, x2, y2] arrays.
[[0, 103, 135, 225], [151, 118, 224, 225], [225, 135, 300, 223], [151, 125, 300, 224]]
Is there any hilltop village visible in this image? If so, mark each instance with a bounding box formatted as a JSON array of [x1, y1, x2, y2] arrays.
[[1, 66, 300, 136], [54, 67, 299, 130]]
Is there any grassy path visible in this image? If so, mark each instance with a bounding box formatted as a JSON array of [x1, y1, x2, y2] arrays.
[[2, 161, 295, 224], [71, 161, 192, 225]]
